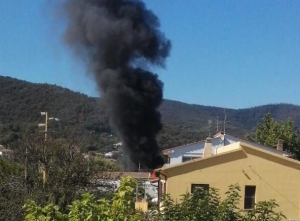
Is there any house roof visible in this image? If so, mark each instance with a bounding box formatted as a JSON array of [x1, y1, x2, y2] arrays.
[[162, 139, 207, 155], [238, 139, 292, 157], [162, 133, 228, 155], [162, 133, 292, 158], [156, 141, 300, 172]]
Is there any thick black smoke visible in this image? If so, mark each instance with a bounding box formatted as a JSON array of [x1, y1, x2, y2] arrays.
[[62, 0, 171, 169]]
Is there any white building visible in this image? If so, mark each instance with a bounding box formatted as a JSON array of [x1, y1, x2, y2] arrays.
[[162, 132, 292, 167], [0, 145, 14, 159], [162, 132, 240, 166], [94, 172, 157, 199]]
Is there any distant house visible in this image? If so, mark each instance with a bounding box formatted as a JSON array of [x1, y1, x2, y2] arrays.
[[156, 139, 300, 220], [94, 171, 157, 200], [0, 145, 14, 159], [162, 132, 240, 166], [113, 142, 122, 149], [104, 152, 113, 158]]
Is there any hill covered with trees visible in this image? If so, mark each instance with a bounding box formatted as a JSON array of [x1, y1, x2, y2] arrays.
[[1, 75, 300, 151]]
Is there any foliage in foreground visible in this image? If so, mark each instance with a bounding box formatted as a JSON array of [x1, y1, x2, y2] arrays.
[[24, 176, 144, 221], [24, 178, 285, 221], [160, 185, 285, 221]]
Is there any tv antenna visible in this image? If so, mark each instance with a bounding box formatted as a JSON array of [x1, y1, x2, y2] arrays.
[[208, 119, 213, 137], [216, 116, 220, 133], [223, 109, 230, 134]]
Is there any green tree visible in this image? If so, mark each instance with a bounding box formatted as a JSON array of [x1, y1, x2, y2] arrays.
[[24, 177, 145, 221], [0, 136, 93, 221], [214, 184, 241, 221], [19, 137, 91, 210], [255, 113, 279, 148], [159, 184, 285, 221], [242, 200, 285, 221], [0, 158, 26, 221], [24, 181, 286, 221], [254, 113, 300, 159]]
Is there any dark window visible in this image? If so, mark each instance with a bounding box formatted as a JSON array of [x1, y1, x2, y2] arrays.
[[182, 156, 199, 163], [191, 184, 209, 193], [244, 186, 256, 209]]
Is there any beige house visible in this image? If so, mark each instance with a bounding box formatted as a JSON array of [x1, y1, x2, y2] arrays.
[[156, 139, 300, 220]]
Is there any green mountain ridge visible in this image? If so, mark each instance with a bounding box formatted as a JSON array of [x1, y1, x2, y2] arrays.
[[1, 75, 300, 151]]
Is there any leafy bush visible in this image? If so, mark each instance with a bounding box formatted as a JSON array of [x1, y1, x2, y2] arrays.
[[24, 178, 285, 221], [24, 177, 144, 221]]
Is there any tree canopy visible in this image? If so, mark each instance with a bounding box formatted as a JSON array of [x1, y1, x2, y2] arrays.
[[251, 113, 300, 159]]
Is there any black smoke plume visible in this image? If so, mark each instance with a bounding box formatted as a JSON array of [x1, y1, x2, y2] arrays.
[[62, 0, 171, 169]]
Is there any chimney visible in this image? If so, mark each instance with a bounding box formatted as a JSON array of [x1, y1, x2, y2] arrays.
[[277, 139, 284, 152], [203, 138, 212, 157]]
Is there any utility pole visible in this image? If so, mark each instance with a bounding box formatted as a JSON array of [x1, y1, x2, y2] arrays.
[[208, 119, 212, 137], [224, 109, 227, 134], [25, 146, 28, 182], [223, 109, 230, 135], [39, 112, 59, 141], [216, 116, 219, 133], [45, 112, 48, 141], [38, 112, 59, 189], [136, 162, 141, 201]]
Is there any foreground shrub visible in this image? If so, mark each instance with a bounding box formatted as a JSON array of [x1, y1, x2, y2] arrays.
[[24, 178, 285, 221]]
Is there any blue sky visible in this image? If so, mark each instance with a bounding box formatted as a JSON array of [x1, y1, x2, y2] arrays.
[[1, 0, 300, 109]]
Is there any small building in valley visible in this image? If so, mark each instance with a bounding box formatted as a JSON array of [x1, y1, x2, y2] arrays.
[[0, 145, 13, 159], [156, 139, 300, 220]]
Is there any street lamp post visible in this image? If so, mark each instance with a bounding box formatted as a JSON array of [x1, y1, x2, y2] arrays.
[[39, 112, 59, 141], [38, 112, 59, 188]]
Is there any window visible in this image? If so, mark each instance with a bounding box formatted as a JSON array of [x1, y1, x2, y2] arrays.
[[244, 186, 256, 209], [182, 156, 199, 162], [191, 184, 209, 193]]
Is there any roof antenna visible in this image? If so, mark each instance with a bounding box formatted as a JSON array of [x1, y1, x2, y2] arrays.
[[216, 116, 219, 133], [138, 161, 141, 173], [223, 109, 229, 135], [208, 119, 212, 137]]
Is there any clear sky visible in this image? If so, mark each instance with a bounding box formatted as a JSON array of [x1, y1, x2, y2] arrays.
[[1, 0, 300, 109]]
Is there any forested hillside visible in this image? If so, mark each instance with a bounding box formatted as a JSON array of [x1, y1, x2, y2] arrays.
[[1, 76, 300, 151]]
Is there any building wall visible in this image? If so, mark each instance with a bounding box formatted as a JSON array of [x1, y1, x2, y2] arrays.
[[163, 146, 300, 220], [214, 142, 240, 154], [169, 142, 204, 165]]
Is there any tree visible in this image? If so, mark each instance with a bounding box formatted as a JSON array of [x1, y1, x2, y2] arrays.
[[18, 136, 91, 210], [24, 177, 145, 221], [159, 184, 285, 221], [253, 113, 300, 159], [24, 180, 285, 221], [255, 113, 279, 148], [0, 136, 93, 221], [0, 158, 26, 221], [242, 200, 285, 221]]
